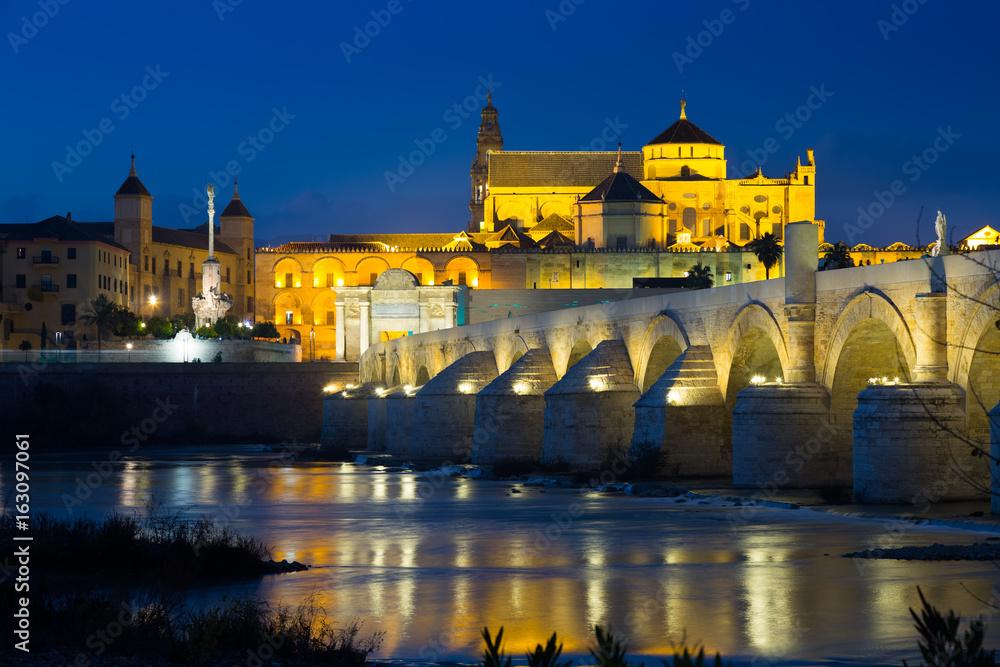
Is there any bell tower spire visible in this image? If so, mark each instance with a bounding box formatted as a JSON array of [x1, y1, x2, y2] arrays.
[[470, 91, 503, 232]]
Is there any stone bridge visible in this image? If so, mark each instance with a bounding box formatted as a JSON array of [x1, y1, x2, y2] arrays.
[[332, 223, 1000, 504]]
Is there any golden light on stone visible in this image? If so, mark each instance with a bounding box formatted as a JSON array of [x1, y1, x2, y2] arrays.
[[750, 375, 766, 385], [404, 385, 413, 391], [323, 384, 338, 393], [376, 388, 385, 396], [513, 382, 528, 395], [336, 278, 344, 287], [589, 377, 605, 391], [458, 382, 474, 394], [666, 389, 680, 404], [471, 278, 479, 287]]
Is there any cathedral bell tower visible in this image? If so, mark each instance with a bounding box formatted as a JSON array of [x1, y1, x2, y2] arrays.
[[469, 91, 503, 231]]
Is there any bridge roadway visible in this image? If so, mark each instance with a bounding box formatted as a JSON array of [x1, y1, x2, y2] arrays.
[[326, 223, 1000, 505]]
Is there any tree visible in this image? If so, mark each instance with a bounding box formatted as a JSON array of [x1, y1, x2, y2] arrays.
[[252, 321, 280, 339], [40, 322, 47, 351], [746, 232, 784, 279], [79, 294, 117, 361], [214, 314, 248, 340], [195, 324, 217, 339], [111, 306, 143, 339], [824, 241, 854, 270], [146, 316, 174, 339], [685, 262, 714, 290], [18, 339, 31, 361]]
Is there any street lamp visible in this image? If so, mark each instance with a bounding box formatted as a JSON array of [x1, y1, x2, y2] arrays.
[[126, 342, 132, 362]]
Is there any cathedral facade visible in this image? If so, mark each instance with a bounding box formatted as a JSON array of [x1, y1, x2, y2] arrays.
[[471, 98, 823, 248]]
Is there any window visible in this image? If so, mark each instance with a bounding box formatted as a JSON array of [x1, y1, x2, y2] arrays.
[[740, 223, 751, 240], [285, 310, 294, 325], [247, 270, 252, 284], [702, 220, 711, 237], [551, 272, 559, 283], [725, 272, 733, 282], [16, 247, 25, 259], [178, 288, 185, 307], [225, 267, 231, 284], [616, 236, 628, 249], [151, 258, 156, 275], [326, 311, 336, 326], [177, 260, 182, 277], [285, 272, 293, 288], [67, 274, 77, 289], [143, 285, 151, 301], [61, 304, 75, 325], [190, 262, 195, 279], [247, 296, 253, 312], [144, 256, 149, 271], [804, 175, 809, 185], [41, 274, 52, 290], [458, 271, 467, 286], [41, 247, 52, 262], [247, 248, 251, 260], [15, 274, 25, 288], [113, 278, 117, 292], [681, 165, 690, 178]]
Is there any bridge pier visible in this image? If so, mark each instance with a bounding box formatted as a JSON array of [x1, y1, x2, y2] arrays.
[[732, 384, 844, 487], [630, 345, 728, 476], [473, 348, 557, 465], [367, 386, 402, 452], [409, 351, 499, 461], [854, 292, 985, 503], [854, 383, 983, 503], [321, 382, 386, 450], [541, 340, 640, 471], [385, 386, 420, 455]]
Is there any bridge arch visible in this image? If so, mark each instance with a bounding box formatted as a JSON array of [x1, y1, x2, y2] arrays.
[[415, 365, 432, 386], [821, 290, 916, 393], [361, 353, 384, 384], [386, 352, 402, 387], [506, 336, 530, 370], [721, 303, 788, 392], [634, 313, 690, 392], [954, 280, 1000, 441], [563, 337, 595, 377]]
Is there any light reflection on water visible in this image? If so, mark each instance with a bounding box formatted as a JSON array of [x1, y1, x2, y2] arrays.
[[16, 446, 1000, 666]]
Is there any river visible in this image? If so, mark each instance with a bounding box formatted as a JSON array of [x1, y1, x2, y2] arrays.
[[11, 445, 1000, 666]]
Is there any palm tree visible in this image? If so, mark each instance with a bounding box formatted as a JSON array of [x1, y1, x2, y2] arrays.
[[79, 294, 117, 361], [824, 241, 854, 270], [685, 262, 714, 290], [746, 232, 784, 279]]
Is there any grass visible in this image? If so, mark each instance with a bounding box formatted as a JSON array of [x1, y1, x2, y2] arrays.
[[0, 498, 272, 585]]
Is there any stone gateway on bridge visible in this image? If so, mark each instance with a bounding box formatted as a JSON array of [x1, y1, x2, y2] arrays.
[[330, 222, 1000, 504]]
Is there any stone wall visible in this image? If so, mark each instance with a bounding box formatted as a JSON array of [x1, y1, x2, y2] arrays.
[[0, 338, 301, 364], [7, 361, 357, 447]]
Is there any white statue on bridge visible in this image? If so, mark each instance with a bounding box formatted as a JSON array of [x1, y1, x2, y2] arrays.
[[932, 210, 949, 256]]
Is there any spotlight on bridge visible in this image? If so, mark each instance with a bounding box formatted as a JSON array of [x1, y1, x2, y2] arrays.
[[666, 389, 681, 404], [513, 382, 528, 395], [589, 377, 605, 391], [750, 375, 767, 385], [376, 388, 385, 396], [323, 384, 338, 393], [458, 382, 474, 394], [404, 385, 413, 391]]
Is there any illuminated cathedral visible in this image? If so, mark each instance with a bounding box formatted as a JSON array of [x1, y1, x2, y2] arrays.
[[471, 96, 823, 248]]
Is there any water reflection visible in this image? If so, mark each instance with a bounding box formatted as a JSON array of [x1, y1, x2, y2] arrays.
[[20, 449, 1000, 665]]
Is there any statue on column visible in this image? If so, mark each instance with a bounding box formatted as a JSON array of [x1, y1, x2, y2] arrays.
[[191, 184, 233, 331], [932, 210, 949, 257]]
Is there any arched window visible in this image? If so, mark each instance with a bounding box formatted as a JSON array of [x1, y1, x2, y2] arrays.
[[681, 165, 691, 178], [682, 207, 696, 231]]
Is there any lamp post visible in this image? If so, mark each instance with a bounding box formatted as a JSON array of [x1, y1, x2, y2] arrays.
[[126, 342, 132, 362], [148, 293, 158, 321], [309, 327, 316, 362]]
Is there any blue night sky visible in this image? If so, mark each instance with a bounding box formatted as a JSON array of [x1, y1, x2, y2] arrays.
[[1, 0, 997, 248]]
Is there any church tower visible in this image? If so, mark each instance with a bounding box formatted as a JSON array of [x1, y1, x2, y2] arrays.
[[113, 155, 153, 313], [469, 91, 503, 231], [219, 180, 255, 321]]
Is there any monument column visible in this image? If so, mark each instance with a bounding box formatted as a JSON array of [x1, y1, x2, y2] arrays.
[[335, 300, 346, 360]]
